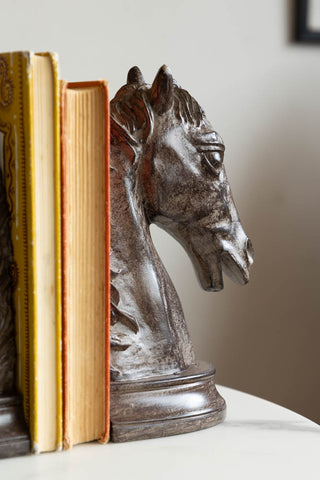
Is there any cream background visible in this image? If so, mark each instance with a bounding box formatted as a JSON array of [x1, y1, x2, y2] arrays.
[[0, 0, 319, 423]]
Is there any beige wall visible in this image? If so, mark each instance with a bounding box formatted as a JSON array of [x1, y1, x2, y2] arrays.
[[1, 0, 319, 422], [151, 1, 320, 424]]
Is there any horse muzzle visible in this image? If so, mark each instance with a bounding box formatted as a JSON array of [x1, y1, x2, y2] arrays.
[[220, 237, 254, 285], [196, 226, 254, 292]]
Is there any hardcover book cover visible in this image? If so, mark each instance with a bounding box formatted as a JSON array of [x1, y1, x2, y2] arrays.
[[0, 51, 62, 453]]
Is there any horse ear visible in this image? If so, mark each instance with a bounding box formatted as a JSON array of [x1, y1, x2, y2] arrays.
[[150, 65, 174, 115], [127, 66, 145, 85]]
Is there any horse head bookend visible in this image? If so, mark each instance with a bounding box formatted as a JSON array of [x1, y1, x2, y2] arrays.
[[110, 66, 254, 442]]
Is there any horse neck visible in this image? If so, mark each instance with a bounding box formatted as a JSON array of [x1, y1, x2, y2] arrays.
[[110, 144, 195, 378]]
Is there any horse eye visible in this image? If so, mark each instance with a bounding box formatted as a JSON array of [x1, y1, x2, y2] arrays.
[[202, 151, 223, 173]]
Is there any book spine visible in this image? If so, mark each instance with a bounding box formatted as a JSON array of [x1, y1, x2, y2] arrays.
[[101, 80, 110, 444], [25, 51, 39, 454], [29, 51, 61, 453], [60, 80, 71, 450], [42, 51, 62, 452]]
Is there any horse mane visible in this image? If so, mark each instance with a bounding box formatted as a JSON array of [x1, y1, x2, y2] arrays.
[[110, 82, 206, 151]]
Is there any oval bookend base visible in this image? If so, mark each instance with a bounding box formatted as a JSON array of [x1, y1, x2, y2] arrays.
[[110, 361, 226, 443], [0, 395, 30, 459]]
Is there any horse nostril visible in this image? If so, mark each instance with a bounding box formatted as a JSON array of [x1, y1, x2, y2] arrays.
[[246, 238, 254, 264]]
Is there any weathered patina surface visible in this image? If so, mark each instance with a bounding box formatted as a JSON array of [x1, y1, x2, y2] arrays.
[[0, 163, 30, 457], [110, 66, 253, 381], [110, 66, 253, 441], [0, 167, 16, 394]]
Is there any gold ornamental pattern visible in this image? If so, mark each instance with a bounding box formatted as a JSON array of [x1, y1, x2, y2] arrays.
[[0, 57, 13, 108]]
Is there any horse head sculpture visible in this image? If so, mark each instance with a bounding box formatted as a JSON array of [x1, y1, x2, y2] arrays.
[[110, 66, 253, 441]]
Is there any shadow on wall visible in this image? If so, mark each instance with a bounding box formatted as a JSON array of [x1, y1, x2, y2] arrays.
[[152, 68, 320, 425]]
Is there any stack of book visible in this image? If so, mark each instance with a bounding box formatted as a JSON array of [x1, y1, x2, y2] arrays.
[[0, 51, 110, 454]]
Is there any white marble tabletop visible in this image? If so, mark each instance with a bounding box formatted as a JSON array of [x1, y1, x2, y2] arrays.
[[1, 385, 319, 480]]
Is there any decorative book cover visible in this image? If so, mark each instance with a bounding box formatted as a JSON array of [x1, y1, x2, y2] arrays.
[[0, 51, 62, 453], [61, 80, 110, 448]]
